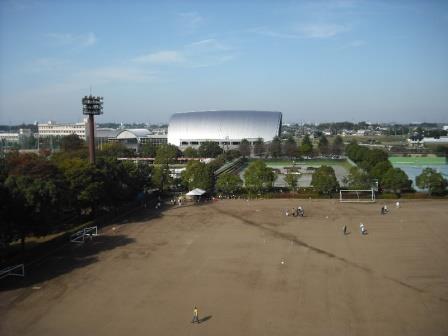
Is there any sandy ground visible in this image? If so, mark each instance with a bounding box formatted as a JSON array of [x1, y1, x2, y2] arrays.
[[1, 199, 448, 336]]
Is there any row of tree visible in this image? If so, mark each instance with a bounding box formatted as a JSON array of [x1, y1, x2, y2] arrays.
[[345, 141, 411, 194], [344, 141, 447, 195], [235, 134, 345, 159], [0, 139, 154, 250]]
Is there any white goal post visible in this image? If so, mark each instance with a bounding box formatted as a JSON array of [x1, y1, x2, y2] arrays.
[[339, 189, 376, 203], [70, 226, 98, 244], [0, 264, 25, 280]]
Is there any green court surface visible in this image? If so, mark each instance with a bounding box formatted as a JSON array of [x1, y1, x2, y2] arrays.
[[389, 156, 447, 165]]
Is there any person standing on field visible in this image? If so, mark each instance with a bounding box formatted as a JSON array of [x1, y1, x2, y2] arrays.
[[192, 306, 200, 324]]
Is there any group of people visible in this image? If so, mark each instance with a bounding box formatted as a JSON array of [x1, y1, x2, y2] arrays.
[[169, 197, 183, 206], [285, 206, 304, 217], [342, 202, 402, 236]]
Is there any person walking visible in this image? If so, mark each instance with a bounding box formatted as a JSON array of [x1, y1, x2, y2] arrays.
[[343, 225, 347, 235], [192, 306, 200, 324]]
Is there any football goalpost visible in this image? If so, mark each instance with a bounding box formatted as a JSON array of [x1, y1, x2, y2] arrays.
[[339, 189, 376, 203], [70, 226, 98, 244], [0, 264, 25, 280]]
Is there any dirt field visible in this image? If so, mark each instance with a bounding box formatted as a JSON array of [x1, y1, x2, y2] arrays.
[[1, 199, 448, 336]]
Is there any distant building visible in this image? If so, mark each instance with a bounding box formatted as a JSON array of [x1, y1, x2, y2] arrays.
[[168, 110, 282, 149], [0, 128, 33, 146], [95, 128, 120, 149], [0, 132, 19, 143], [113, 129, 167, 152], [38, 120, 88, 139], [408, 136, 448, 145]]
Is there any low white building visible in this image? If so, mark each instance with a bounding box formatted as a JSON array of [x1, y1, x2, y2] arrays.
[[113, 129, 168, 152], [38, 120, 88, 139], [0, 128, 33, 145], [408, 136, 448, 145], [0, 132, 19, 143]]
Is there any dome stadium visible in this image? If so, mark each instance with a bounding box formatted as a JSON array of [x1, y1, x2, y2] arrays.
[[167, 110, 282, 148]]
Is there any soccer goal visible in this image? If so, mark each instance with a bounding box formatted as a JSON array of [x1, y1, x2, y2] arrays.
[[0, 264, 25, 280], [70, 226, 98, 244], [339, 189, 376, 203]]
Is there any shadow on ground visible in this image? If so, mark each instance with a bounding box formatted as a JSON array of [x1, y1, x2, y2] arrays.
[[0, 234, 135, 291], [199, 315, 213, 323]]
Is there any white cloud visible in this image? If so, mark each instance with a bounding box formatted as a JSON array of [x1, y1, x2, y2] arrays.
[[178, 12, 204, 33], [347, 40, 366, 47], [248, 27, 299, 39], [17, 66, 155, 100], [187, 39, 228, 50], [133, 38, 236, 68], [28, 58, 70, 73], [250, 23, 350, 39], [133, 51, 185, 64], [46, 32, 97, 48], [74, 67, 154, 83], [295, 23, 349, 38]]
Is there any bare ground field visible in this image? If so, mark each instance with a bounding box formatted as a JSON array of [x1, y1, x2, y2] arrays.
[[1, 199, 448, 336]]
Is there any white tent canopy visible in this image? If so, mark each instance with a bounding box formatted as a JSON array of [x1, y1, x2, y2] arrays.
[[186, 188, 206, 196]]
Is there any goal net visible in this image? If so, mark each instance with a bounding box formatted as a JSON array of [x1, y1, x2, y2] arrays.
[[339, 189, 376, 203]]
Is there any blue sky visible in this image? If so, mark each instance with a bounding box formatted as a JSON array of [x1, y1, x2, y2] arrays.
[[1, 0, 447, 124]]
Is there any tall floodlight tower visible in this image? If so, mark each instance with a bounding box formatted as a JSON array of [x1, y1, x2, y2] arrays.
[[82, 95, 103, 164]]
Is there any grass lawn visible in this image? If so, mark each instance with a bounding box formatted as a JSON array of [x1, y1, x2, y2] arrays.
[[389, 156, 447, 165]]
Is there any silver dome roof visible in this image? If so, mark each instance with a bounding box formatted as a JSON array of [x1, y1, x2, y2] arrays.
[[168, 110, 282, 146]]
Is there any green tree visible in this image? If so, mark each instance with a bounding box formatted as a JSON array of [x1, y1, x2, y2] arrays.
[[381, 168, 411, 195], [64, 159, 106, 214], [284, 173, 298, 191], [299, 134, 313, 156], [198, 141, 223, 158], [121, 161, 152, 194], [283, 136, 298, 158], [253, 138, 265, 158], [318, 135, 330, 155], [61, 134, 85, 152], [222, 149, 241, 161], [344, 167, 372, 189], [216, 173, 243, 195], [239, 139, 251, 158], [416, 168, 448, 195], [370, 160, 393, 181], [151, 165, 172, 193], [243, 160, 275, 194], [361, 149, 388, 172], [99, 142, 134, 158], [183, 146, 199, 158], [154, 144, 180, 164], [0, 184, 19, 248], [140, 143, 158, 157], [269, 136, 282, 158], [331, 135, 344, 155], [181, 160, 214, 191], [4, 154, 66, 248], [311, 165, 339, 195]]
